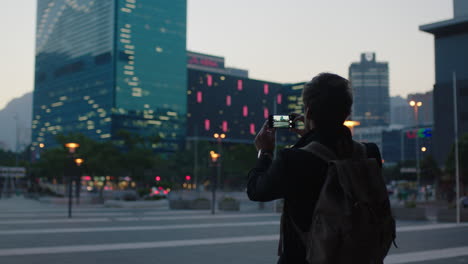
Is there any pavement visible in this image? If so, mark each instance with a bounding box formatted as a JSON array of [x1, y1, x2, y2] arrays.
[[0, 196, 467, 264]]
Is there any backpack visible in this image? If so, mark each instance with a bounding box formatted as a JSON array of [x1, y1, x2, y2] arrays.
[[286, 141, 396, 264]]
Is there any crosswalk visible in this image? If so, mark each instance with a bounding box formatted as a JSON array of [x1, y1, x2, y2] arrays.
[[0, 200, 467, 264]]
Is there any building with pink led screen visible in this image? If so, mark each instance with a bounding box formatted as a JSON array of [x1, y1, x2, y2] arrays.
[[186, 51, 304, 145]]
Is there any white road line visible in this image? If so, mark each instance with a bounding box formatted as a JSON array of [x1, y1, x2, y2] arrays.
[[0, 221, 279, 235], [0, 218, 110, 225], [0, 210, 207, 219], [0, 234, 467, 262], [114, 213, 278, 222], [397, 223, 468, 232], [0, 213, 278, 225], [385, 246, 468, 264], [0, 235, 279, 256], [0, 220, 466, 236]]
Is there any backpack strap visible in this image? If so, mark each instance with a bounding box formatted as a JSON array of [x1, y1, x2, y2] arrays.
[[352, 141, 367, 160], [300, 142, 338, 162]]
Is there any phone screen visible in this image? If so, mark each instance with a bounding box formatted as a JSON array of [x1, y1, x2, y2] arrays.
[[269, 115, 295, 128]]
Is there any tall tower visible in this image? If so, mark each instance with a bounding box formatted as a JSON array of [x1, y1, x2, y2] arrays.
[[349, 53, 390, 127], [420, 0, 468, 164], [32, 0, 187, 152]]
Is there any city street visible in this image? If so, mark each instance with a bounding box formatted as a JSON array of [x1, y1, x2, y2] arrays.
[[0, 197, 467, 264]]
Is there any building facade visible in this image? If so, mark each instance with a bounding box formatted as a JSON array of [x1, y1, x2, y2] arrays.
[[349, 53, 390, 127], [32, 0, 187, 152], [420, 0, 468, 165], [186, 52, 303, 146]]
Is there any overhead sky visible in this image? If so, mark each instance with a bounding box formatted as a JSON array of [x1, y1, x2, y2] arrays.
[[1, 0, 453, 110]]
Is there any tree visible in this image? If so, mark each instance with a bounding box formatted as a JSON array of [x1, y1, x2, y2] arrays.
[[445, 133, 468, 195], [222, 143, 257, 190], [420, 155, 441, 185]]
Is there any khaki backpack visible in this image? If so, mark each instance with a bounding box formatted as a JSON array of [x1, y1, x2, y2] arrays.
[[284, 141, 396, 264]]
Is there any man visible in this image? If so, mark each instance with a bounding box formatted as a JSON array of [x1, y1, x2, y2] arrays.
[[247, 73, 383, 263]]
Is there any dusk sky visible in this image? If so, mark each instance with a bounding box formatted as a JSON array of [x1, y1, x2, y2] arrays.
[[1, 0, 453, 110]]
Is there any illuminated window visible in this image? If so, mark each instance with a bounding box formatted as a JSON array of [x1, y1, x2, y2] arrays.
[[205, 119, 210, 131], [207, 75, 213, 87], [197, 91, 202, 103], [264, 108, 269, 119], [226, 95, 231, 106], [222, 121, 228, 132], [277, 94, 283, 104], [243, 106, 248, 117], [237, 80, 243, 91], [264, 84, 269, 95], [250, 123, 256, 135]]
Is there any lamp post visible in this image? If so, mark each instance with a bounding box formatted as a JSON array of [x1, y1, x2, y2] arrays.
[[74, 158, 84, 205], [213, 133, 226, 191], [65, 143, 80, 218], [209, 150, 220, 215], [409, 100, 422, 191]]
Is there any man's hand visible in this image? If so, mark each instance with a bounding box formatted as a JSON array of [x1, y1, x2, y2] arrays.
[[289, 113, 308, 137], [255, 120, 276, 152]]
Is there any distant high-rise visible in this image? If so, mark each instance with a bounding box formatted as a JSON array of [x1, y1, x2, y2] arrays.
[[32, 0, 187, 152], [349, 53, 390, 127], [420, 0, 468, 164]]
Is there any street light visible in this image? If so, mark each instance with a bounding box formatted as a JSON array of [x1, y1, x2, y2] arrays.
[[209, 150, 221, 215], [421, 147, 427, 152], [65, 142, 80, 218], [65, 143, 80, 153], [75, 158, 84, 166], [343, 120, 360, 135], [409, 100, 423, 193]]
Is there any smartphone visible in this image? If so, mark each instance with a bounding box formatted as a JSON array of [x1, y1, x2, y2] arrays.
[[268, 115, 295, 128]]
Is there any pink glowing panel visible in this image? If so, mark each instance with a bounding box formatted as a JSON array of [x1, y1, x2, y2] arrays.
[[264, 108, 269, 119], [264, 84, 269, 95], [226, 95, 231, 106], [277, 94, 282, 104], [237, 80, 243, 91], [205, 119, 210, 131], [222, 121, 228, 132], [207, 75, 213, 87], [243, 106, 248, 117], [197, 91, 202, 103], [250, 123, 256, 135]]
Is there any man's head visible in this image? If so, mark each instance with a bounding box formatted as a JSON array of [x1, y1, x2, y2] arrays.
[[302, 73, 353, 130]]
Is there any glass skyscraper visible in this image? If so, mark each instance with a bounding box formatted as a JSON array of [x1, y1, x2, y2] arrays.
[[349, 53, 390, 127], [32, 0, 187, 152]]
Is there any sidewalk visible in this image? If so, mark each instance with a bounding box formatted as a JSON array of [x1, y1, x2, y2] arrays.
[[0, 195, 54, 212]]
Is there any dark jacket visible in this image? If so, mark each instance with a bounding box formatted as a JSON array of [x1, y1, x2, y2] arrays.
[[247, 127, 382, 264]]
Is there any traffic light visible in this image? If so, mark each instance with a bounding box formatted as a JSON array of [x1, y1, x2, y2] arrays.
[[155, 176, 161, 182], [185, 175, 191, 181]]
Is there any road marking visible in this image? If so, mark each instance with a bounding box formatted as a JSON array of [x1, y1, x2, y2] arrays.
[[1, 221, 467, 236], [0, 213, 277, 225], [0, 233, 467, 262], [114, 213, 278, 222], [0, 221, 279, 235], [0, 210, 207, 219], [0, 218, 110, 225], [397, 223, 468, 232], [385, 246, 468, 264], [0, 235, 279, 256]]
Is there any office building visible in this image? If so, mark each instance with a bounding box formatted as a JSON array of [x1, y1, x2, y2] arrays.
[[32, 0, 187, 152], [186, 52, 284, 144], [420, 0, 468, 164], [349, 53, 390, 127]]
